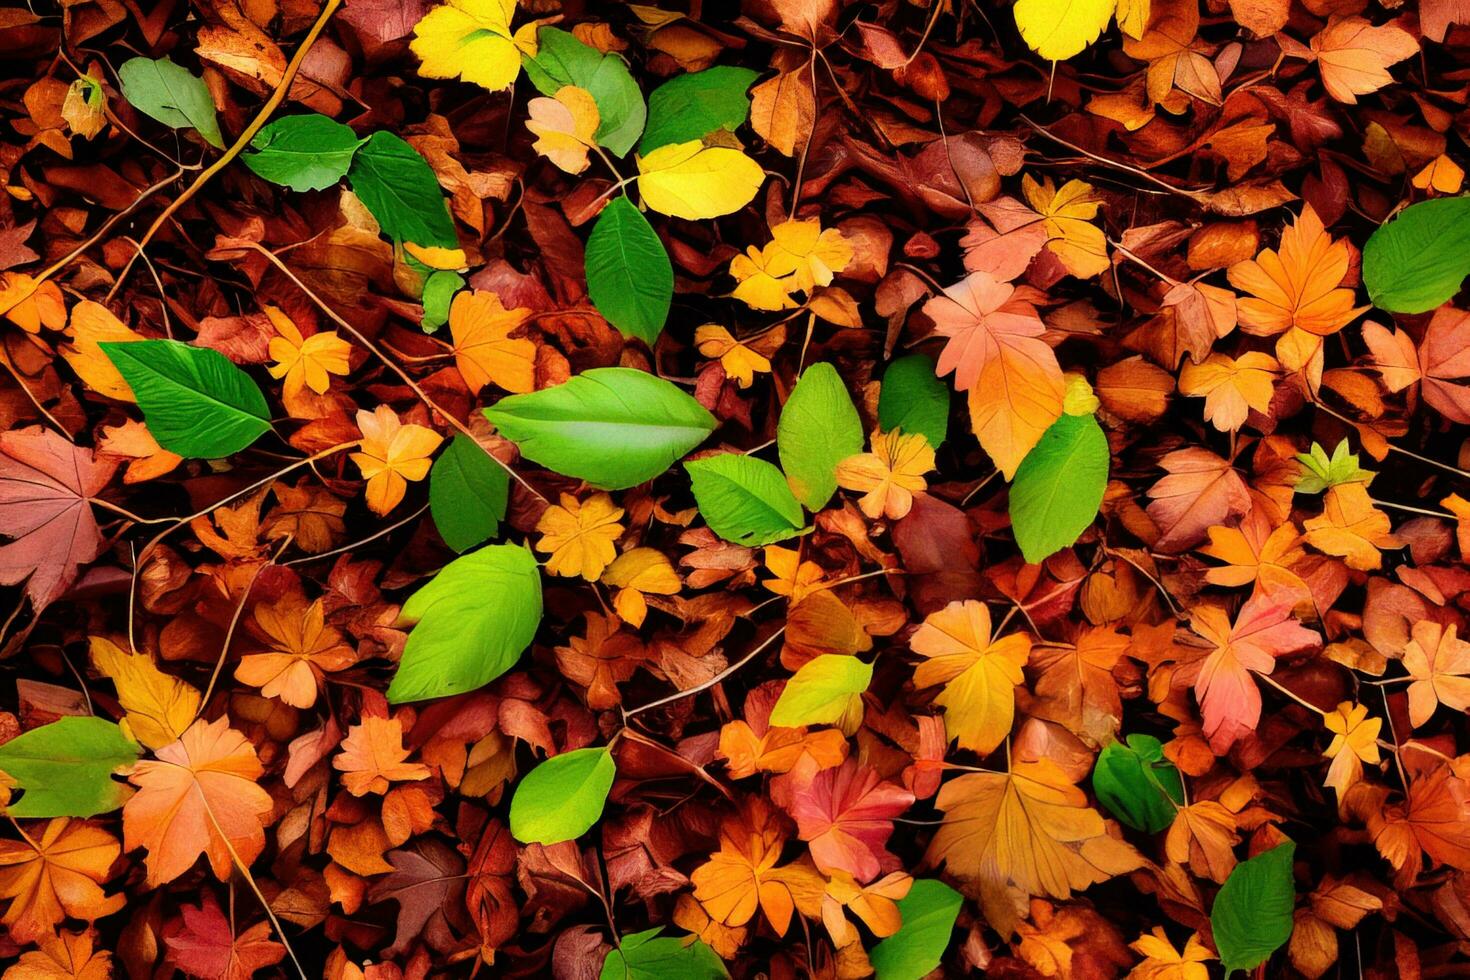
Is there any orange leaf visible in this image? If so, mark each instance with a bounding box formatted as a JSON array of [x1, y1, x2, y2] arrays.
[[0, 819, 124, 943], [448, 289, 536, 395], [333, 715, 431, 796], [910, 599, 1031, 754], [1309, 17, 1419, 105]]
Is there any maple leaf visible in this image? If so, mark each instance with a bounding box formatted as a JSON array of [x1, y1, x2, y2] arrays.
[[1164, 800, 1240, 883], [5, 929, 113, 980], [962, 195, 1051, 281], [600, 547, 681, 628], [0, 427, 118, 612], [1303, 483, 1401, 571], [690, 798, 824, 935], [695, 324, 780, 388], [730, 245, 799, 311], [1188, 592, 1319, 753], [410, 0, 536, 92], [784, 758, 915, 882], [264, 305, 350, 403], [350, 406, 443, 515], [554, 612, 648, 709], [1322, 701, 1381, 800], [762, 218, 853, 293], [535, 492, 625, 580], [236, 593, 356, 709], [1122, 0, 1221, 106], [924, 759, 1142, 935], [1199, 507, 1309, 602], [925, 270, 1047, 392], [1021, 175, 1109, 279], [1364, 765, 1470, 879], [122, 717, 274, 887], [163, 894, 286, 980], [1177, 352, 1278, 432], [334, 715, 431, 796], [1128, 927, 1214, 980], [448, 289, 536, 395], [910, 599, 1031, 754], [1145, 447, 1251, 552], [1308, 16, 1419, 105], [525, 85, 600, 174], [367, 838, 469, 956], [834, 429, 934, 520], [89, 637, 200, 749], [1401, 621, 1470, 727], [820, 870, 910, 947], [0, 819, 124, 943], [1026, 626, 1127, 747], [1363, 307, 1470, 424]]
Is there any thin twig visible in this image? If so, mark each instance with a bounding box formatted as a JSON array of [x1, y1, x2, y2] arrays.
[[623, 626, 786, 719]]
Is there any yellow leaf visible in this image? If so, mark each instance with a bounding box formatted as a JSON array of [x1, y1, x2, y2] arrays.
[[1128, 928, 1213, 980], [1022, 174, 1110, 279], [834, 429, 934, 520], [448, 289, 536, 394], [1014, 0, 1116, 62], [729, 245, 798, 311], [1114, 0, 1151, 40], [695, 324, 771, 388], [1177, 351, 1278, 432], [350, 406, 443, 515], [764, 218, 852, 293], [1402, 621, 1470, 728], [89, 637, 200, 751], [0, 273, 65, 334], [1303, 483, 1400, 571], [410, 0, 537, 92], [525, 85, 600, 174], [1322, 700, 1380, 800], [265, 305, 351, 402], [403, 242, 468, 270], [535, 492, 625, 580], [636, 140, 765, 220], [601, 547, 681, 627], [61, 301, 144, 401], [910, 600, 1030, 754]]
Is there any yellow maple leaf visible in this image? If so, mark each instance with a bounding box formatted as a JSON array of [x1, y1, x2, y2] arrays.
[[729, 245, 798, 311], [763, 218, 852, 293], [601, 547, 681, 627], [535, 492, 625, 580], [89, 637, 200, 750], [61, 301, 144, 401], [762, 545, 825, 603], [1303, 483, 1400, 571], [1322, 701, 1380, 801], [448, 289, 536, 394], [265, 305, 351, 401], [910, 600, 1031, 754], [1022, 174, 1110, 279], [410, 0, 537, 92], [1013, 0, 1116, 61], [690, 799, 824, 935], [525, 85, 600, 174], [695, 324, 772, 388], [1177, 351, 1278, 432], [834, 429, 935, 520], [0, 272, 66, 334], [1128, 927, 1213, 980], [350, 406, 443, 515], [636, 140, 765, 220]]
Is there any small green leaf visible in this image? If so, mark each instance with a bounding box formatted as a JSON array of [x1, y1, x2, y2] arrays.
[[1363, 196, 1470, 314], [420, 271, 463, 333], [1211, 840, 1296, 976], [388, 544, 542, 703], [640, 66, 759, 154], [509, 746, 616, 845], [347, 131, 458, 249], [686, 453, 805, 547], [878, 354, 949, 449], [523, 28, 646, 157], [1294, 440, 1374, 495], [586, 197, 672, 345], [599, 928, 728, 980], [868, 879, 963, 980], [769, 654, 872, 729], [99, 339, 271, 459], [0, 717, 140, 817], [1009, 410, 1108, 563], [242, 113, 364, 192], [117, 56, 223, 148], [778, 362, 864, 511], [429, 435, 508, 553], [1092, 734, 1184, 834], [485, 368, 716, 490]]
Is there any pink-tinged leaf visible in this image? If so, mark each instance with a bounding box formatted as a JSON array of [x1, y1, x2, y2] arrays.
[[1146, 447, 1251, 552], [961, 196, 1049, 281], [785, 758, 915, 882], [923, 270, 1050, 392], [1417, 306, 1470, 424]]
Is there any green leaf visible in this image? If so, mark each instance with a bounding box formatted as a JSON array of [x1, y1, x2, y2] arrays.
[[117, 56, 223, 148], [1091, 734, 1184, 834], [523, 28, 646, 157], [585, 197, 672, 345], [509, 746, 616, 845], [347, 131, 458, 249], [387, 544, 542, 703], [421, 271, 463, 333], [429, 435, 508, 553], [0, 717, 140, 818], [1009, 410, 1108, 563], [1211, 841, 1296, 976], [242, 113, 364, 192], [1294, 439, 1374, 495], [769, 654, 872, 728], [686, 453, 805, 547], [878, 354, 949, 449], [99, 339, 271, 459], [600, 928, 729, 980], [1363, 196, 1470, 314], [778, 362, 864, 511], [485, 368, 716, 490], [868, 879, 963, 980], [640, 66, 759, 154]]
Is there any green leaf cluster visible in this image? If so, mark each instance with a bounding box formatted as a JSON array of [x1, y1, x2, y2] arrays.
[[1091, 734, 1184, 833], [1294, 440, 1374, 495]]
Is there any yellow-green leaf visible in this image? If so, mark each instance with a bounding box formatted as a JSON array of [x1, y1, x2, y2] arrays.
[[410, 0, 537, 92], [636, 140, 765, 220]]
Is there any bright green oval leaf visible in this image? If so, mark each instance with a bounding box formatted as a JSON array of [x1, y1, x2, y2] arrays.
[[0, 717, 140, 818], [117, 56, 223, 149], [586, 197, 672, 345], [878, 354, 949, 449], [509, 746, 616, 845], [778, 362, 864, 511], [523, 27, 646, 157], [1211, 840, 1296, 976], [429, 435, 508, 553], [599, 928, 728, 980], [1363, 196, 1470, 314], [388, 544, 542, 703], [769, 654, 872, 729], [242, 113, 364, 192], [347, 131, 458, 249], [1092, 734, 1184, 834], [686, 453, 805, 547], [1009, 410, 1108, 563], [485, 368, 716, 490], [99, 339, 271, 459], [640, 66, 759, 154], [869, 879, 963, 980]]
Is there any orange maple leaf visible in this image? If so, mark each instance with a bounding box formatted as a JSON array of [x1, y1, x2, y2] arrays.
[[236, 593, 356, 709], [1402, 621, 1470, 728], [1309, 16, 1419, 105], [910, 599, 1030, 755], [333, 715, 431, 796], [449, 289, 536, 395], [690, 798, 824, 935], [1302, 483, 1401, 572], [0, 819, 124, 943]]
